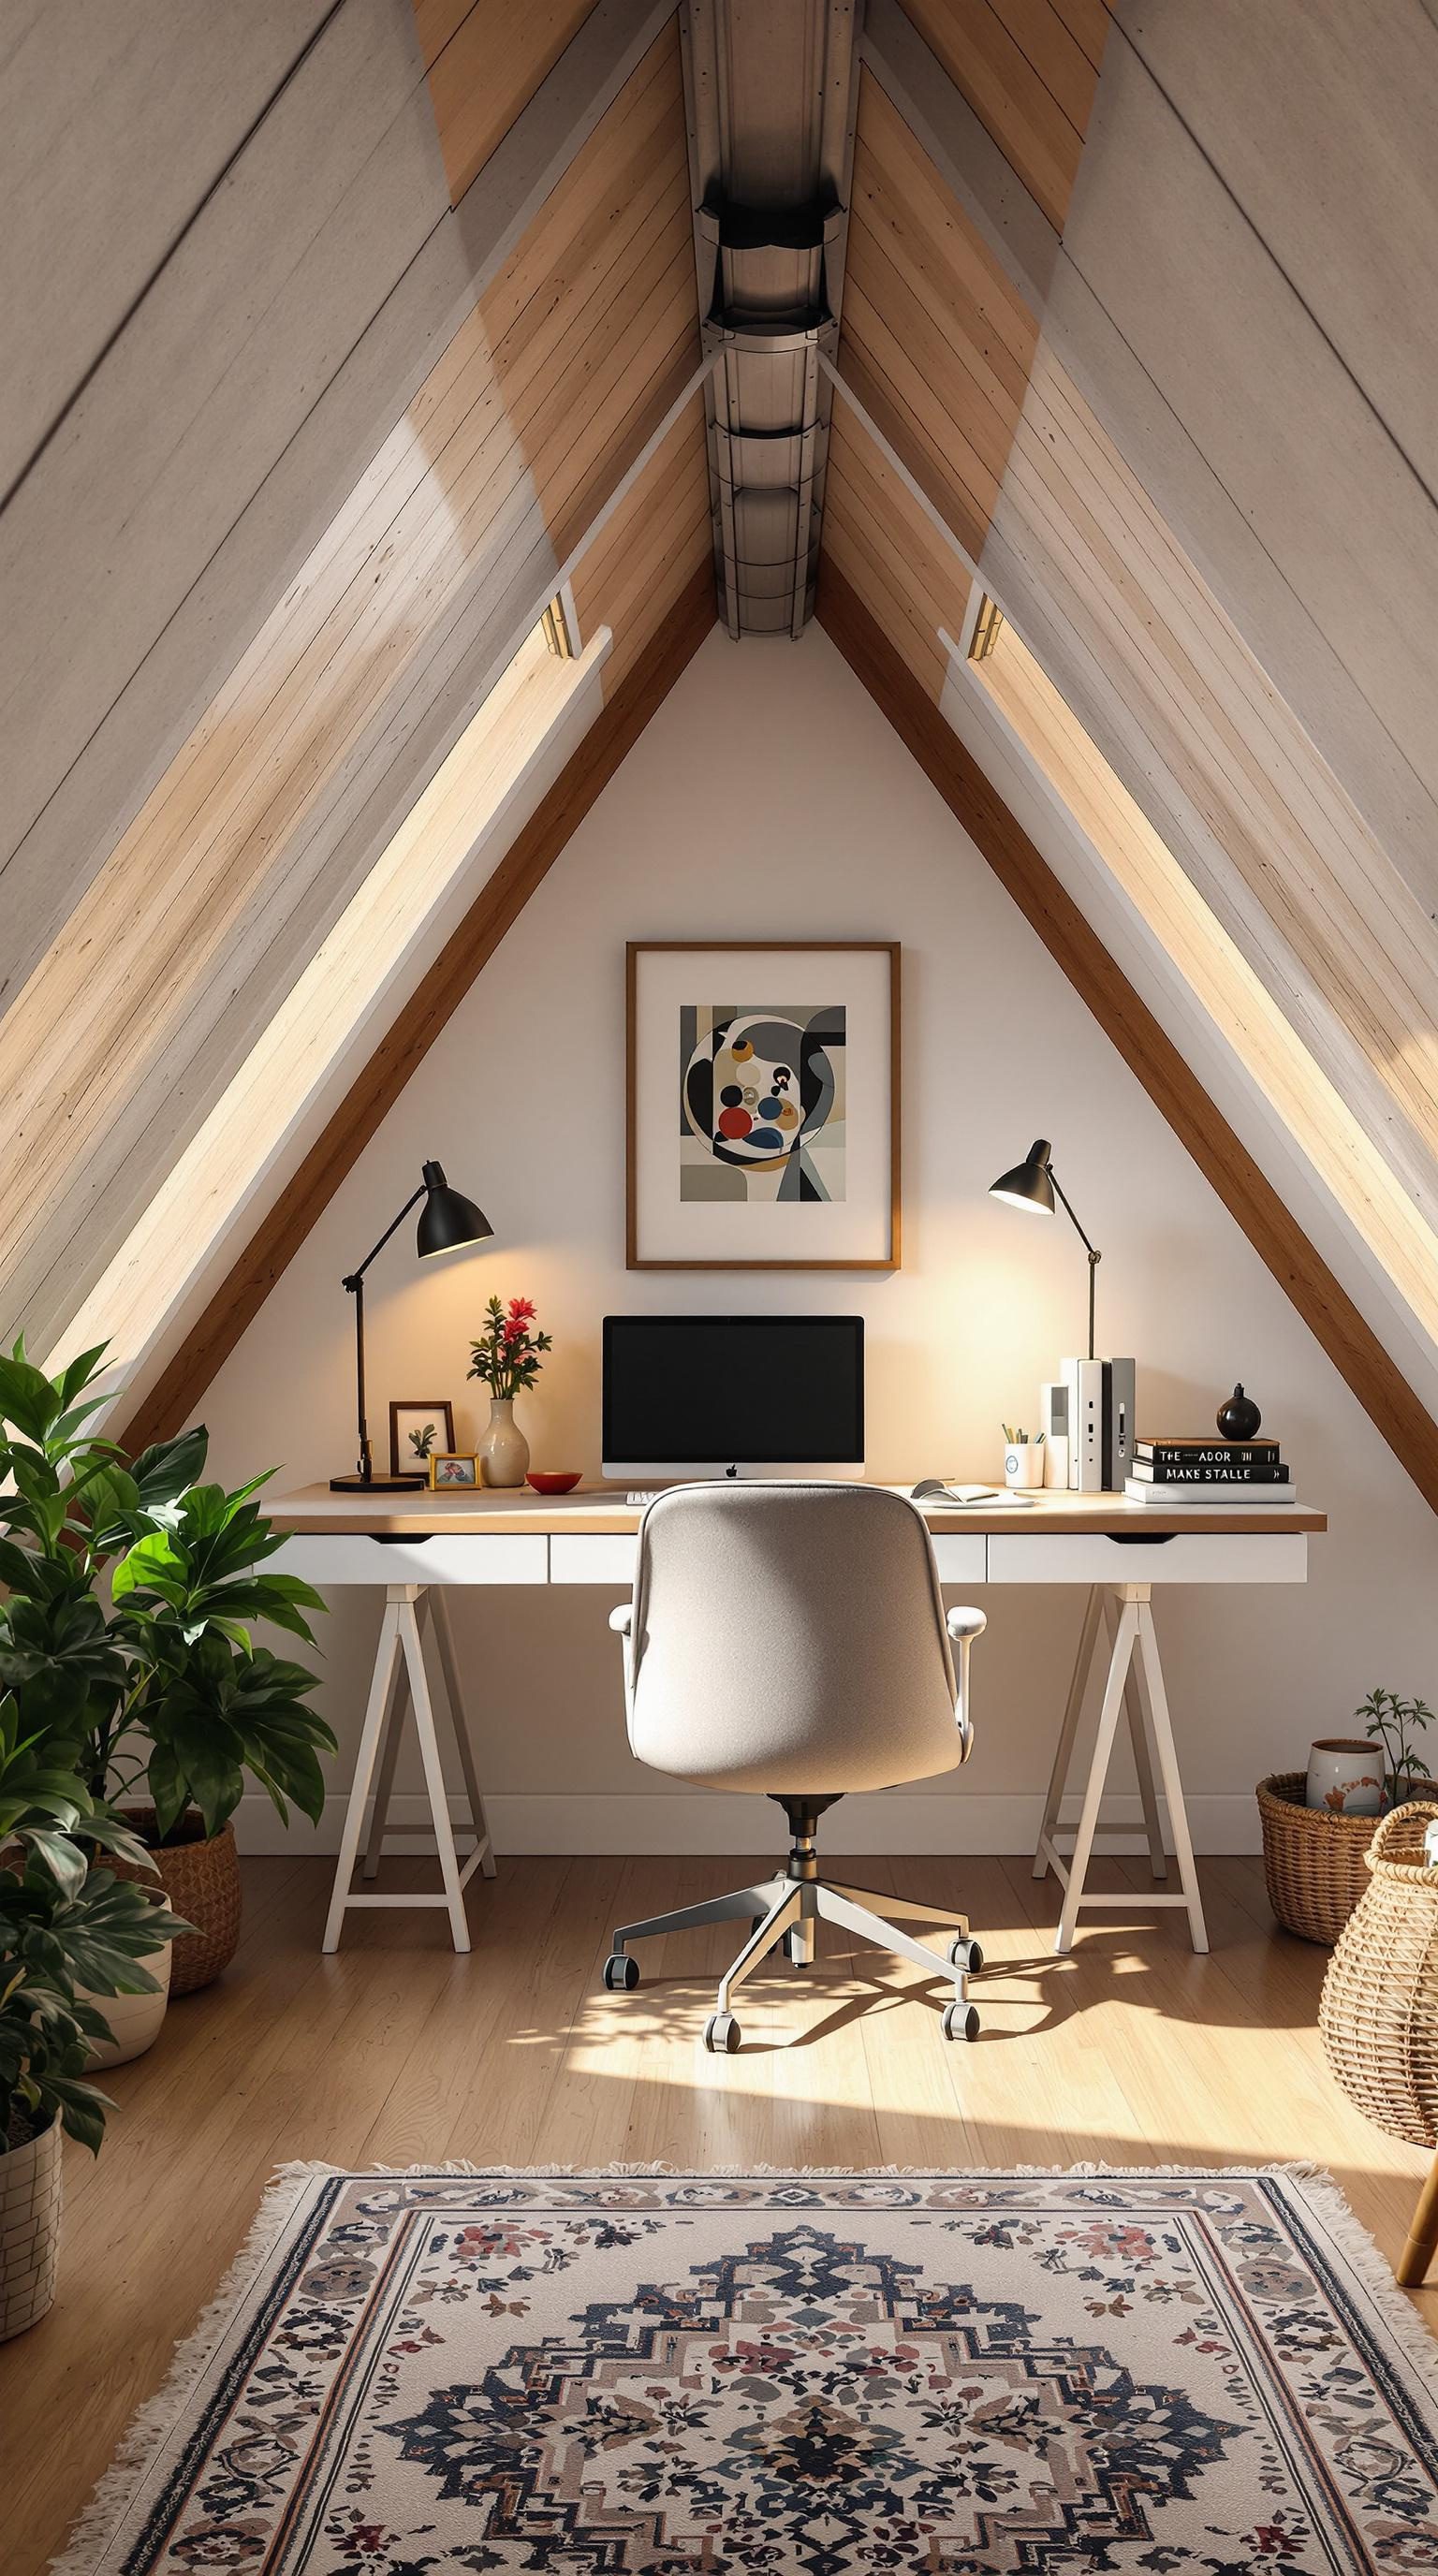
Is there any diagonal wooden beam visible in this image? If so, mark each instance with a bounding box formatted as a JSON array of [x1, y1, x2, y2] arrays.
[[816, 560, 1438, 1514], [120, 563, 716, 1453]]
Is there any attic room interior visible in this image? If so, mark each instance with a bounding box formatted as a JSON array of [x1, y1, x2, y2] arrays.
[[6, 0, 1438, 2565]]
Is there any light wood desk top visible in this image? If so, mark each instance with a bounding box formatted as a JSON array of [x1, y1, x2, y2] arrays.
[[271, 1483, 1327, 1540]]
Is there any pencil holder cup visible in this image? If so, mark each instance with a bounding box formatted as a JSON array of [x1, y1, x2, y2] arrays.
[[1004, 1444, 1045, 1490]]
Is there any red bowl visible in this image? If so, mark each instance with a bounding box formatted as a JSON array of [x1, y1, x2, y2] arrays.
[[526, 1470, 582, 1494]]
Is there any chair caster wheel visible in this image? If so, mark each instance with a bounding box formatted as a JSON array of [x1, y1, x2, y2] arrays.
[[704, 2012, 741, 2054], [948, 1936, 984, 1973], [603, 1953, 638, 1992], [942, 2000, 980, 2042]]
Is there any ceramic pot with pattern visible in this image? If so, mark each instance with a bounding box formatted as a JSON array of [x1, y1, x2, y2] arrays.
[[0, 2111, 62, 2341], [1306, 1738, 1384, 1816]]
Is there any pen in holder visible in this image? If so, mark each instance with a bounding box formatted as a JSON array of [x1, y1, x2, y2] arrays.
[[1002, 1426, 1046, 1490]]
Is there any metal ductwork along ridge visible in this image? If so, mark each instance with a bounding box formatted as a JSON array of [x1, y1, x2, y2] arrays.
[[682, 1, 861, 637]]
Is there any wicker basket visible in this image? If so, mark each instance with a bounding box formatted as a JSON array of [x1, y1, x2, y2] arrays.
[[1255, 1771, 1438, 1945], [1320, 1801, 1438, 2149], [111, 1809, 242, 1995]]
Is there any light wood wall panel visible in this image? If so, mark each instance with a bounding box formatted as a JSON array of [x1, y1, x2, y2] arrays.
[[569, 395, 714, 699], [418, 0, 600, 205], [898, 0, 1110, 231], [819, 73, 1438, 1374], [0, 0, 450, 957], [0, 25, 699, 1361], [981, 344, 1438, 1238], [822, 65, 1034, 663], [0, 0, 333, 502]]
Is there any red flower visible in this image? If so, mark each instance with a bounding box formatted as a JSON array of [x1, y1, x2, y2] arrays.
[[503, 1316, 526, 1343], [507, 1295, 536, 1321]]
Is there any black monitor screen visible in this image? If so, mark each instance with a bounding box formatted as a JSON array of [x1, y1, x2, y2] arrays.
[[602, 1316, 864, 1468]]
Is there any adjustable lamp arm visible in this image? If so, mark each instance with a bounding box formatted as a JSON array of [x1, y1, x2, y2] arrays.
[[342, 1185, 427, 1294], [340, 1185, 426, 1485], [1048, 1165, 1102, 1362]]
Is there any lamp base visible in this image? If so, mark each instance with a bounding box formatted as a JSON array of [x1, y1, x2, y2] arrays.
[[329, 1471, 428, 1492]]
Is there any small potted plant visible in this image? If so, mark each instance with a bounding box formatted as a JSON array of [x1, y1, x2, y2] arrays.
[[1257, 1687, 1438, 1944], [0, 1339, 332, 1994], [0, 1703, 188, 2336], [467, 1295, 553, 1487]]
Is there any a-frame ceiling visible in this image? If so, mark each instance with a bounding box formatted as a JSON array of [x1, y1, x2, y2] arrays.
[[5, 0, 1438, 1509]]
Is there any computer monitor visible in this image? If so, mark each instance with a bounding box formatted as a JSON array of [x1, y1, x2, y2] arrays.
[[601, 1315, 864, 1481]]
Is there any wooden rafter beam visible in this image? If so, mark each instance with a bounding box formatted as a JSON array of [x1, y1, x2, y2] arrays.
[[118, 562, 716, 1454], [816, 561, 1438, 1515]]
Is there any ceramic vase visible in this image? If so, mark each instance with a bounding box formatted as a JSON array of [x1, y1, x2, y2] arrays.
[[0, 2113, 62, 2340], [1306, 1737, 1384, 1815], [478, 1397, 529, 1488]]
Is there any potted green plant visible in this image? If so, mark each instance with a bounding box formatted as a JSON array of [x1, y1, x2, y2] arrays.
[[0, 1700, 188, 2336], [1357, 1688, 1436, 1809], [467, 1294, 553, 1486], [0, 1339, 331, 1994]]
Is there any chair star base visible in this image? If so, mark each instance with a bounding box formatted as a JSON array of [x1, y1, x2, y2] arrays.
[[605, 1808, 982, 2054]]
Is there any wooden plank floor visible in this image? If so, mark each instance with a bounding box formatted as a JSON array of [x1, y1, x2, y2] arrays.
[[6, 1851, 1434, 2571]]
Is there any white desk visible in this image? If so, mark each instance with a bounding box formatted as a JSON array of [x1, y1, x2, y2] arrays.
[[270, 1486, 1325, 1957]]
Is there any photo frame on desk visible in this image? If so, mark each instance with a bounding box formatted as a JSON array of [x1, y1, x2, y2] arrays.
[[626, 942, 901, 1269], [389, 1399, 455, 1478]]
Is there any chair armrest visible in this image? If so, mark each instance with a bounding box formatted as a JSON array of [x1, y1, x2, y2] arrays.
[[609, 1603, 633, 1636], [946, 1605, 985, 1762]]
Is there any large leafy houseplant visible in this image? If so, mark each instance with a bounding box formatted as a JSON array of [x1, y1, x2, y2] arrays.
[[0, 1339, 331, 1844], [0, 1700, 188, 2337], [0, 1698, 188, 2154]]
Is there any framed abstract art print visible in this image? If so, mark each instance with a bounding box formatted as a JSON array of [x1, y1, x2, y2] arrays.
[[625, 942, 900, 1269]]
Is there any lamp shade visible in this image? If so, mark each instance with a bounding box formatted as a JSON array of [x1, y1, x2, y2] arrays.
[[989, 1138, 1055, 1216], [416, 1159, 492, 1258]]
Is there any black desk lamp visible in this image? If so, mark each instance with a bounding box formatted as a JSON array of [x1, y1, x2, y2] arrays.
[[990, 1138, 1101, 1361], [331, 1160, 492, 1491]]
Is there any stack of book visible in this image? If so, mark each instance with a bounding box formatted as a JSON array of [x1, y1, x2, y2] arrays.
[[1124, 1433, 1294, 1507]]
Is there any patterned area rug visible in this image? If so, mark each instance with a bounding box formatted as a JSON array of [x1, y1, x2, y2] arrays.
[[61, 2166, 1437, 2575]]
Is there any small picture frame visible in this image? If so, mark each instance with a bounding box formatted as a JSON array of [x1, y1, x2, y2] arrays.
[[428, 1452, 479, 1489], [389, 1399, 455, 1478]]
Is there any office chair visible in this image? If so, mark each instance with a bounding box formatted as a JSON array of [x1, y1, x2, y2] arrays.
[[601, 1483, 987, 2053]]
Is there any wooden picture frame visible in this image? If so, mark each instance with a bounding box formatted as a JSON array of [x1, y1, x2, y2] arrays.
[[429, 1452, 479, 1489], [389, 1399, 456, 1477], [626, 942, 901, 1270]]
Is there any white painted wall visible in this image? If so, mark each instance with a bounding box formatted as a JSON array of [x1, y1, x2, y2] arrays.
[[200, 626, 1438, 1857]]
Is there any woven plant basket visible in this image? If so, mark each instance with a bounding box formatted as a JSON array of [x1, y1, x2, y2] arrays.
[[111, 1808, 242, 1994], [1320, 1801, 1438, 2149], [1255, 1771, 1438, 1945]]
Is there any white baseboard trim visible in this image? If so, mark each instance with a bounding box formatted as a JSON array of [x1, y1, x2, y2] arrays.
[[235, 1788, 1263, 1857]]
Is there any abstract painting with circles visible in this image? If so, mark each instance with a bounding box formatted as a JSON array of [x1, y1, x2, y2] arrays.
[[627, 944, 900, 1269]]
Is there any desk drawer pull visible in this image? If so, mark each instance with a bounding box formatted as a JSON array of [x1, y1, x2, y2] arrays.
[[374, 1533, 431, 1545], [1106, 1532, 1176, 1546]]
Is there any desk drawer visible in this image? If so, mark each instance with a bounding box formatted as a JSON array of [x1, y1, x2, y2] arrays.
[[986, 1531, 1308, 1585], [550, 1535, 638, 1586], [270, 1535, 549, 1587], [930, 1535, 988, 1585]]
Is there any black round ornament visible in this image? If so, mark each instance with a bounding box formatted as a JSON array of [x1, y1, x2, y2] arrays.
[[1216, 1382, 1261, 1440]]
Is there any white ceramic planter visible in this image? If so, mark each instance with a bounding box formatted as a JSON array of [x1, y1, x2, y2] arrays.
[[0, 2113, 62, 2340], [82, 1939, 172, 2069]]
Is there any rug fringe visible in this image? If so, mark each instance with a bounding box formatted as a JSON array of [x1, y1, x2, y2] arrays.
[[50, 2161, 319, 2576], [51, 2155, 1433, 2572]]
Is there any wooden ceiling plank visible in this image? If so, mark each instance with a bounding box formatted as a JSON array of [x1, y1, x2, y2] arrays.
[[897, 0, 1079, 229], [986, 0, 1099, 132], [113, 563, 717, 1454], [816, 563, 1438, 1512], [851, 91, 1037, 376], [837, 306, 997, 558], [860, 0, 1061, 317], [427, 1, 600, 207], [844, 227, 1025, 487]]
